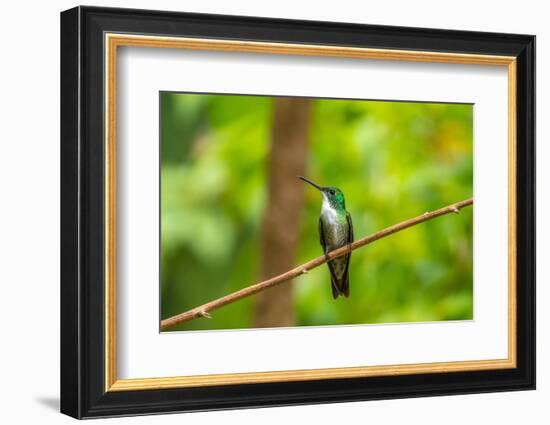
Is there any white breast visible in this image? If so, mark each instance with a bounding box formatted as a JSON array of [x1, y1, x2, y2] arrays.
[[321, 196, 338, 225], [320, 195, 348, 251]]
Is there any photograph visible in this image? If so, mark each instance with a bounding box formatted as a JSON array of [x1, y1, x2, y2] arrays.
[[159, 92, 474, 332]]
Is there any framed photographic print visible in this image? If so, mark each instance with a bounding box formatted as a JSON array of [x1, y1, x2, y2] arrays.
[[60, 6, 535, 419]]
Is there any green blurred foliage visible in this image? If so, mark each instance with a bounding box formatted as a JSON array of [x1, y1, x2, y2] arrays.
[[160, 92, 473, 331]]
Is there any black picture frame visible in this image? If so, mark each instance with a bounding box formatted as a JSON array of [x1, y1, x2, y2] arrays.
[[61, 5, 535, 419]]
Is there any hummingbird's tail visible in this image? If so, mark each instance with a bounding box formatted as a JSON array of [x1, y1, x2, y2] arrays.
[[330, 278, 340, 299], [330, 272, 350, 299], [341, 272, 350, 298]]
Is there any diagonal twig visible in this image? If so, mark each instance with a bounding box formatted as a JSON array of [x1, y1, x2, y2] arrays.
[[161, 198, 473, 330]]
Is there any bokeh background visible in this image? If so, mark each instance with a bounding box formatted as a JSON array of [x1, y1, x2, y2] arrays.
[[160, 92, 473, 332]]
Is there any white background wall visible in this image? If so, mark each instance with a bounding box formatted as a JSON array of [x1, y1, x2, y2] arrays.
[[0, 0, 545, 423]]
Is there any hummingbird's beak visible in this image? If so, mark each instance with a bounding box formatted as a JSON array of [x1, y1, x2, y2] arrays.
[[298, 175, 323, 191]]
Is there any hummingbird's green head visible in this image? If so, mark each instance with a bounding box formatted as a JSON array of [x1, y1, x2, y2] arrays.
[[298, 176, 346, 210]]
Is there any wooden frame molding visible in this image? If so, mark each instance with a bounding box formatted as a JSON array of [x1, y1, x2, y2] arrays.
[[104, 33, 517, 392]]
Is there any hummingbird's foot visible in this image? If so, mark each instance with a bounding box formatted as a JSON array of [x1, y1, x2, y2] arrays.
[[199, 310, 212, 319]]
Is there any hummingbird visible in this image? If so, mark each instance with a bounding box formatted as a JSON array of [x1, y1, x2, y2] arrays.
[[299, 176, 353, 299]]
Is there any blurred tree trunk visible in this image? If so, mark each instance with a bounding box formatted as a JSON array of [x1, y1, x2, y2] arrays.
[[254, 97, 311, 328]]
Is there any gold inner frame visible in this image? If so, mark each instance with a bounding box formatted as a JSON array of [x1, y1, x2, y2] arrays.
[[104, 33, 517, 392]]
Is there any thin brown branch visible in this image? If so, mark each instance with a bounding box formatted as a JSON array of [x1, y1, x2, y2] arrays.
[[160, 197, 473, 330]]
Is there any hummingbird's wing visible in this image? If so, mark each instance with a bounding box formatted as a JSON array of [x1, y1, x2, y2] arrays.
[[319, 218, 340, 298], [318, 216, 327, 253], [340, 211, 354, 298], [347, 211, 354, 244], [320, 217, 348, 299]]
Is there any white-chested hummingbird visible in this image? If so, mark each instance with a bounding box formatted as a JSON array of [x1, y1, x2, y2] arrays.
[[299, 176, 353, 299]]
